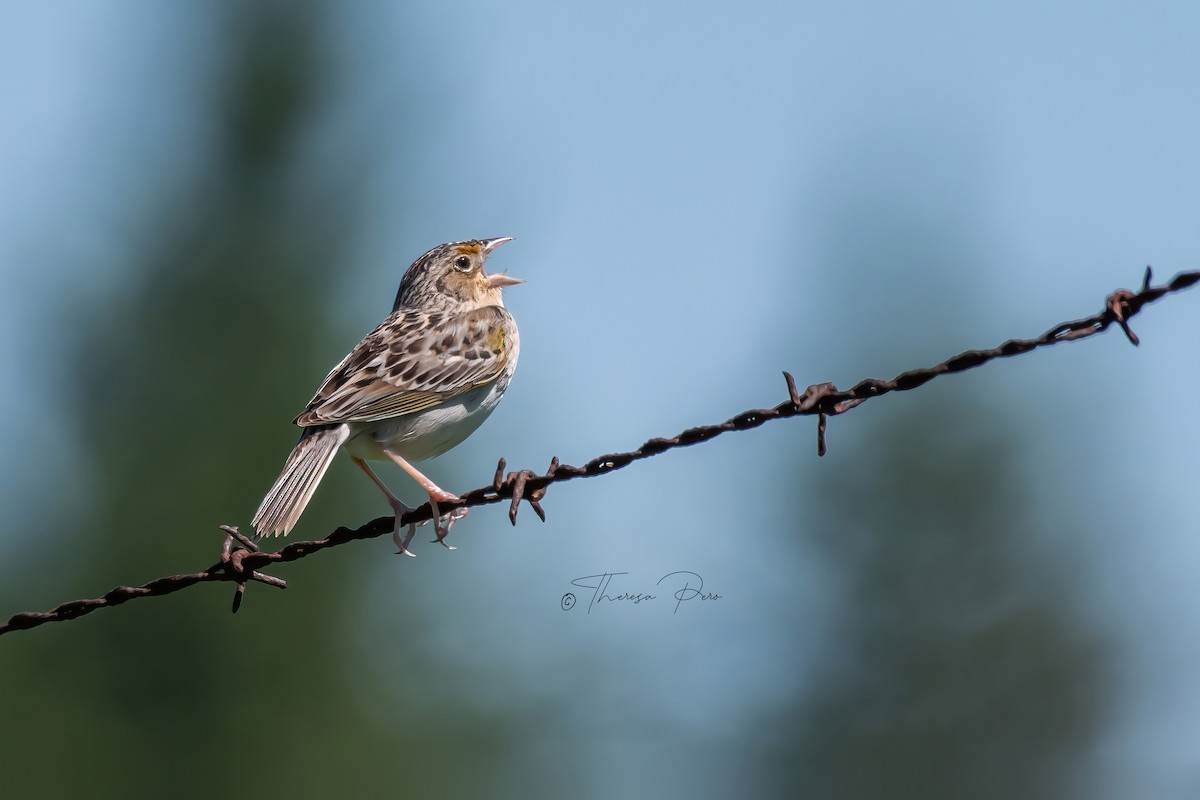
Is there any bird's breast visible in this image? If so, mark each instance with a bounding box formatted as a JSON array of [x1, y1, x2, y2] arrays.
[[343, 377, 511, 463]]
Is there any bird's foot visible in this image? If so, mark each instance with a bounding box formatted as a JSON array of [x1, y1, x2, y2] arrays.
[[388, 499, 418, 557], [430, 506, 468, 549], [392, 522, 417, 557]]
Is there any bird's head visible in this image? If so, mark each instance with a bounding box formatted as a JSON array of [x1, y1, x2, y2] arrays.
[[394, 237, 522, 311]]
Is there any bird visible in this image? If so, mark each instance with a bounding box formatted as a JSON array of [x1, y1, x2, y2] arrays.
[[251, 237, 522, 556]]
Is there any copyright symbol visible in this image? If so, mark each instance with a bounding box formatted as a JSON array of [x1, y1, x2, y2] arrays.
[[560, 593, 576, 611]]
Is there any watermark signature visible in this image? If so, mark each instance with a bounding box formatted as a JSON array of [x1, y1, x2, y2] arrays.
[[562, 571, 722, 614]]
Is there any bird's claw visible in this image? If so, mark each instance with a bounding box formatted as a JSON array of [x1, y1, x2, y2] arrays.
[[430, 507, 468, 549], [392, 521, 417, 557]]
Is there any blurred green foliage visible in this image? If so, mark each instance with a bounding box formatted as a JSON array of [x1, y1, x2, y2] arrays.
[[0, 5, 547, 797], [758, 399, 1111, 799]]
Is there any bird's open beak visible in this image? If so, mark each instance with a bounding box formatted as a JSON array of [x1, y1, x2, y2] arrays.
[[481, 237, 513, 254], [487, 272, 524, 288], [481, 237, 524, 287]]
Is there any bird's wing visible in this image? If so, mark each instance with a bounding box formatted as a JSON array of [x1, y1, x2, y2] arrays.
[[294, 305, 515, 426]]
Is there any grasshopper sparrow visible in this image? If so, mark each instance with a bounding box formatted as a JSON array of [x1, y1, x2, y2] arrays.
[[252, 237, 522, 555]]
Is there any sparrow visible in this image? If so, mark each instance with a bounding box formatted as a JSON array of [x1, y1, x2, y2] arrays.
[[252, 237, 522, 555]]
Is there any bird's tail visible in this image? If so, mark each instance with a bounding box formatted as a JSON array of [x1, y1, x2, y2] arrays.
[[252, 424, 350, 538]]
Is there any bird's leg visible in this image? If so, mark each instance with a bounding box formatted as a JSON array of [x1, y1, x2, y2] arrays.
[[353, 457, 417, 557], [381, 448, 466, 549]]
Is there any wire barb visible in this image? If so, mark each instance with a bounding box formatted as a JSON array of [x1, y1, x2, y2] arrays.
[[2, 267, 1196, 636], [218, 525, 286, 613], [1106, 289, 1140, 346], [783, 374, 841, 455]]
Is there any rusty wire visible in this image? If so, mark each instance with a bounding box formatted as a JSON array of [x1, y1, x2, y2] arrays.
[[2, 267, 1196, 637]]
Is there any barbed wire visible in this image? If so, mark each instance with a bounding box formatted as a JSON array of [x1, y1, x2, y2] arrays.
[[3, 267, 1196, 637]]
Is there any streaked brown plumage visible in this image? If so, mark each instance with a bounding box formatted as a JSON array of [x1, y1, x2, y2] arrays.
[[252, 237, 522, 554]]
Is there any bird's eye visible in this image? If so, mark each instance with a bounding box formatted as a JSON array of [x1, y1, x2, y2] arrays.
[[454, 255, 472, 271]]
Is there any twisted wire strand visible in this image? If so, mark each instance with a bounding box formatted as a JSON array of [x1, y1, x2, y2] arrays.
[[3, 267, 1196, 636]]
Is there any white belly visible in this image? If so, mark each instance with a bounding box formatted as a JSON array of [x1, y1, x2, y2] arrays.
[[342, 378, 509, 463]]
